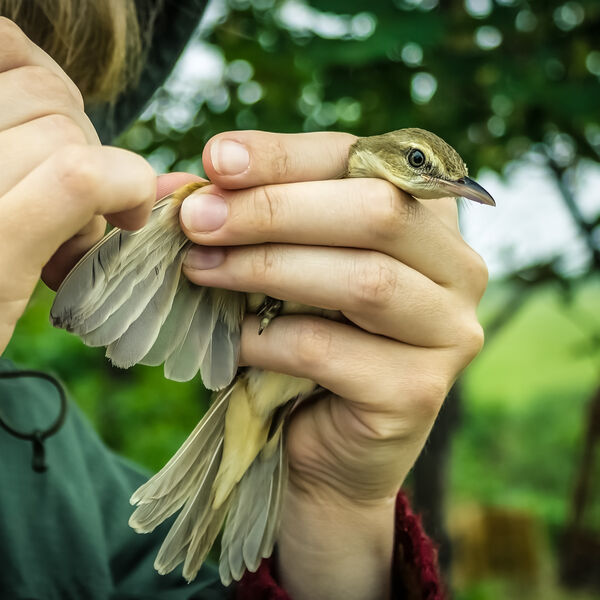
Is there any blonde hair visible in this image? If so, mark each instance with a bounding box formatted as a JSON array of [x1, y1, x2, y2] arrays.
[[0, 0, 146, 104]]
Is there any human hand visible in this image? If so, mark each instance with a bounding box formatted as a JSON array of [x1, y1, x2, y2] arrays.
[[181, 130, 487, 599], [0, 17, 180, 354]]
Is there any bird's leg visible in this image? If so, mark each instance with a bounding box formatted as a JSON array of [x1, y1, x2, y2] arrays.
[[256, 296, 283, 334]]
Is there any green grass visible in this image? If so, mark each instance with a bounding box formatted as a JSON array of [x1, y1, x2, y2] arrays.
[[453, 279, 599, 519], [466, 279, 600, 410]]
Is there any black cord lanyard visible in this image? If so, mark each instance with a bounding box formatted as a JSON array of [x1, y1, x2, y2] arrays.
[[0, 370, 68, 473]]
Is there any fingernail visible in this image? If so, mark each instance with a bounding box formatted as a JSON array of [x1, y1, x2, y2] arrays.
[[211, 139, 250, 175], [184, 246, 225, 270], [180, 193, 228, 232]]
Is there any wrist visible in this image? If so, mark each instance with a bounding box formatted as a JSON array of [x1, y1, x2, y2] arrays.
[[277, 481, 396, 600]]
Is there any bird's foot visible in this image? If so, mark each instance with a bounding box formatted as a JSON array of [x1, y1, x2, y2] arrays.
[[257, 296, 283, 334]]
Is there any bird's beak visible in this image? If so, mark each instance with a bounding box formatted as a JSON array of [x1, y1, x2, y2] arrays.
[[434, 176, 496, 206]]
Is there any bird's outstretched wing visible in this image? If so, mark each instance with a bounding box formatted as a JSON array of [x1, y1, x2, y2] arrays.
[[50, 189, 245, 390]]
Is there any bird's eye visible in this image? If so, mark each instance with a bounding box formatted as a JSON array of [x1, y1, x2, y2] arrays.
[[408, 149, 426, 168]]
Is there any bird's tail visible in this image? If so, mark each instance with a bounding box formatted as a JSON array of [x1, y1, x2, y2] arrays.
[[129, 379, 288, 584], [219, 417, 287, 586]]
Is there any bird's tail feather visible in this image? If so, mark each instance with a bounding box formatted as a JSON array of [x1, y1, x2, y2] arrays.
[[129, 379, 288, 585], [155, 437, 226, 576], [131, 396, 229, 580], [129, 384, 233, 524], [219, 432, 287, 585]]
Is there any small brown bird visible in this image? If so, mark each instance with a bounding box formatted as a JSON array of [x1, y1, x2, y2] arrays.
[[50, 128, 494, 585]]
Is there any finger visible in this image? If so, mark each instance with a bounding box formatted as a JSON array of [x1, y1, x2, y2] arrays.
[[183, 243, 473, 347], [0, 144, 156, 278], [202, 130, 466, 236], [103, 171, 203, 231], [0, 17, 84, 107], [203, 130, 357, 189], [0, 66, 99, 144], [41, 216, 106, 290], [180, 178, 471, 287], [42, 173, 204, 289], [425, 195, 459, 231], [239, 314, 455, 427]]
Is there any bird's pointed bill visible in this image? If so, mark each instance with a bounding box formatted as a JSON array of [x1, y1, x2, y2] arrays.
[[434, 176, 496, 206]]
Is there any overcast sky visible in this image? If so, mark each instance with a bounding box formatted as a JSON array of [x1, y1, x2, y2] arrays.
[[461, 161, 600, 278]]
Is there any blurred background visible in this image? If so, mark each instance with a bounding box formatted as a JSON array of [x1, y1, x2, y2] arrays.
[[5, 0, 600, 597]]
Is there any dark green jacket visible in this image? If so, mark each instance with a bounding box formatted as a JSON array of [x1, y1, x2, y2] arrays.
[[0, 360, 226, 599]]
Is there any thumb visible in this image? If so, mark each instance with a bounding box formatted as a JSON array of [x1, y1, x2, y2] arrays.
[[105, 172, 205, 231], [43, 172, 205, 289]]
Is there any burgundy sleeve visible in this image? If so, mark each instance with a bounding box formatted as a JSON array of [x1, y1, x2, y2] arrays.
[[235, 491, 445, 600]]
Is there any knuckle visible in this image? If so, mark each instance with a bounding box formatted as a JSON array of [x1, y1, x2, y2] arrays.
[[248, 185, 280, 234], [0, 16, 21, 31], [265, 136, 291, 180], [294, 319, 334, 371], [18, 66, 72, 106], [457, 318, 485, 363], [249, 244, 280, 282], [135, 160, 158, 203], [351, 253, 398, 309], [53, 145, 102, 198], [367, 180, 410, 240], [39, 114, 86, 145], [0, 17, 29, 61], [350, 410, 406, 443], [404, 373, 449, 425], [353, 374, 449, 443], [461, 246, 489, 297]]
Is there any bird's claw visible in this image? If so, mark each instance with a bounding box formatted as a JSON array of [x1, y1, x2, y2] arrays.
[[256, 297, 283, 335]]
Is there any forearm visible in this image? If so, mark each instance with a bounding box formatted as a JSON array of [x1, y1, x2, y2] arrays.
[[277, 483, 395, 600]]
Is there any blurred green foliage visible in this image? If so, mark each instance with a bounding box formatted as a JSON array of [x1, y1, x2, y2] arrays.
[[124, 0, 600, 178]]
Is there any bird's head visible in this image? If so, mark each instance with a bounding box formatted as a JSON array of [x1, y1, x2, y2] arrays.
[[347, 128, 495, 206]]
